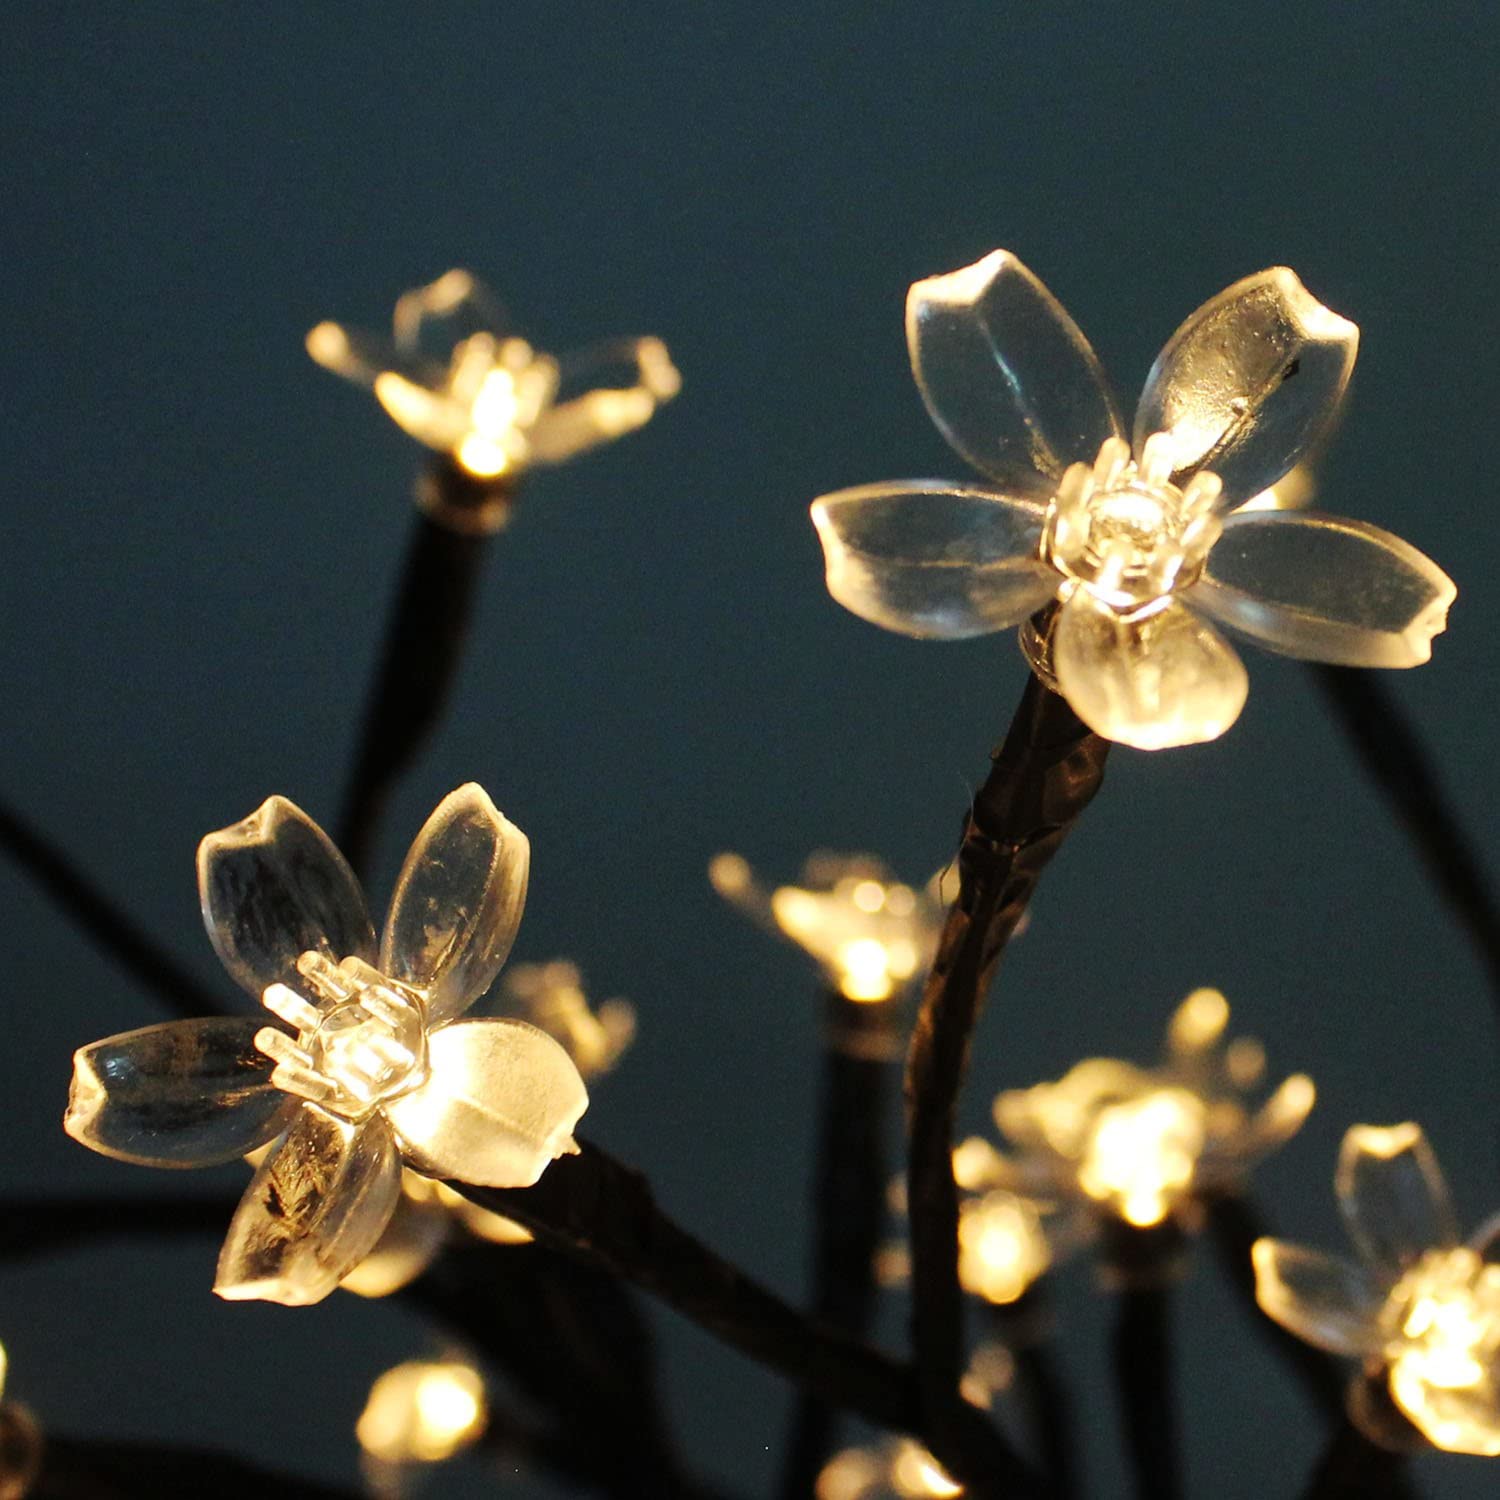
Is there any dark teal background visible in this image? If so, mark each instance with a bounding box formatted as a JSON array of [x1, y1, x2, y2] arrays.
[[2, 4, 1498, 1495]]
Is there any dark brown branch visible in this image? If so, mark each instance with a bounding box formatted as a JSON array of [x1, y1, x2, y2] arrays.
[[26, 1431, 359, 1500], [1111, 1281, 1181, 1500], [0, 1195, 234, 1258], [1297, 1415, 1415, 1500], [905, 670, 1108, 1474], [337, 498, 493, 877], [1311, 664, 1500, 1006], [777, 988, 901, 1499], [0, 800, 218, 1020], [447, 1141, 1044, 1496]]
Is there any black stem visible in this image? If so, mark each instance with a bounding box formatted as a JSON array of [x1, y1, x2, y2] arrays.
[[0, 800, 217, 1020], [905, 667, 1108, 1479], [336, 503, 491, 878], [1311, 664, 1500, 1005], [777, 988, 901, 1499], [1010, 1341, 1079, 1500], [1111, 1280, 1181, 1500], [1298, 1416, 1414, 1500], [448, 1140, 1044, 1496]]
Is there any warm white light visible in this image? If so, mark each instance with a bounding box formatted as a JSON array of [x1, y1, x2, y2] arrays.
[[1078, 1089, 1206, 1227], [357, 1358, 488, 1464]]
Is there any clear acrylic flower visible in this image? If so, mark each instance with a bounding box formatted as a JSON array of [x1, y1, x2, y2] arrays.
[[497, 959, 635, 1078], [816, 1438, 964, 1499], [1254, 1122, 1500, 1456], [987, 988, 1314, 1230], [811, 251, 1455, 749], [709, 850, 948, 1002], [64, 784, 589, 1307], [308, 268, 680, 484]]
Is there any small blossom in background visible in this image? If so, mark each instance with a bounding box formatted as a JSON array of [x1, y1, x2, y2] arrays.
[[983, 988, 1313, 1232], [817, 1437, 964, 1499], [709, 850, 949, 1003], [1254, 1122, 1500, 1456], [357, 1355, 488, 1498], [64, 784, 588, 1307], [308, 269, 680, 521], [811, 250, 1454, 749], [498, 959, 636, 1078]]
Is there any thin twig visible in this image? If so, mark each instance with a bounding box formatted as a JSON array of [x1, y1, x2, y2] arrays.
[[905, 669, 1108, 1473], [0, 800, 218, 1020], [1311, 665, 1500, 1005], [777, 988, 901, 1499], [448, 1141, 1045, 1496], [337, 506, 491, 877]]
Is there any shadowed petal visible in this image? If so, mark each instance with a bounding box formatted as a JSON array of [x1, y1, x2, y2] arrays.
[[1189, 511, 1455, 667], [1252, 1238, 1386, 1355], [339, 1177, 451, 1298], [907, 250, 1124, 491], [384, 1019, 588, 1188], [198, 796, 376, 1001], [1053, 591, 1248, 750], [64, 1018, 299, 1168], [382, 785, 530, 1026], [810, 481, 1056, 639], [1135, 267, 1358, 508], [215, 1107, 403, 1307], [1336, 1122, 1459, 1275]]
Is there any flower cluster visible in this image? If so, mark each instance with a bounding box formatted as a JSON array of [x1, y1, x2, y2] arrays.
[[811, 250, 1454, 748], [64, 785, 588, 1306]]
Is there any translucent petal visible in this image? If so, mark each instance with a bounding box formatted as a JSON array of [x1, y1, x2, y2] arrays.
[[339, 1179, 450, 1298], [526, 336, 681, 466], [305, 321, 398, 389], [1390, 1364, 1500, 1457], [906, 250, 1123, 491], [1251, 1238, 1386, 1355], [215, 1106, 403, 1307], [64, 1018, 299, 1168], [384, 1019, 588, 1188], [1336, 1122, 1459, 1275], [1189, 511, 1455, 667], [1134, 267, 1358, 508], [391, 269, 506, 360], [381, 784, 530, 1026], [198, 796, 376, 1000], [810, 481, 1057, 639], [374, 373, 471, 453], [1199, 1073, 1316, 1187], [1052, 592, 1249, 750]]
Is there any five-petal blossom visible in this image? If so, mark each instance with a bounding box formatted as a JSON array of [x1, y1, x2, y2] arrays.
[[308, 268, 680, 516], [811, 250, 1455, 748], [64, 784, 588, 1306], [1254, 1122, 1500, 1456]]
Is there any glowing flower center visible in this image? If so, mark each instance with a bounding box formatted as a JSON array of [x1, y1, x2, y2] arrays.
[[1077, 1087, 1206, 1227], [1044, 433, 1223, 611], [958, 1191, 1051, 1305], [771, 875, 924, 1003], [256, 952, 429, 1119], [1385, 1247, 1500, 1392]]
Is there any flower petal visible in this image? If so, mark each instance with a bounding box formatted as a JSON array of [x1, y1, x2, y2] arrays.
[[1389, 1365, 1500, 1457], [1052, 592, 1249, 750], [214, 1106, 403, 1306], [1251, 1238, 1386, 1355], [907, 250, 1124, 491], [339, 1177, 451, 1298], [64, 1018, 300, 1168], [810, 481, 1057, 639], [1188, 511, 1455, 668], [198, 796, 376, 1001], [1336, 1122, 1459, 1275], [381, 784, 530, 1026], [384, 1019, 588, 1188], [305, 321, 398, 389], [1199, 1073, 1316, 1188], [1134, 267, 1358, 508]]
